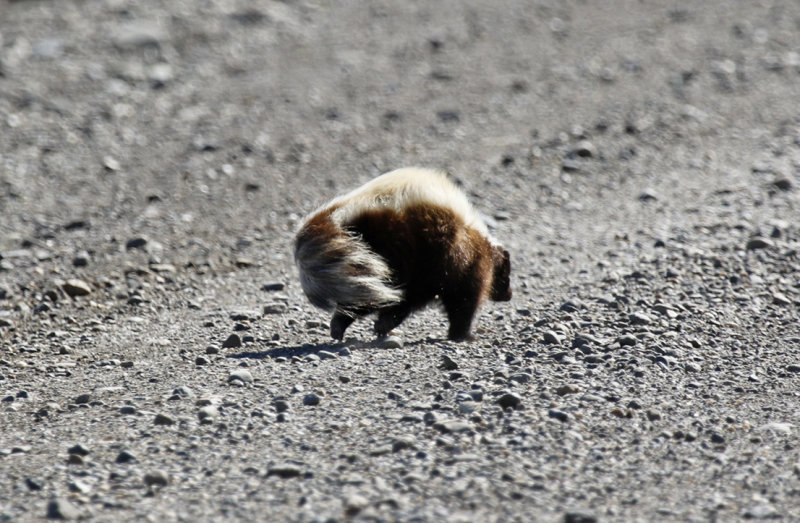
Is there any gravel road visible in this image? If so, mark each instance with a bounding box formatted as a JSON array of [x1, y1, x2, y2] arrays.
[[2, 0, 800, 521]]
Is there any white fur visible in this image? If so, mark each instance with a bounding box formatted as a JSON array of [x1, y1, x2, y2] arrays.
[[326, 168, 490, 236]]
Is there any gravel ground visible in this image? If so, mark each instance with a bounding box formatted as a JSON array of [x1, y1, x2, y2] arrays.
[[2, 0, 800, 521]]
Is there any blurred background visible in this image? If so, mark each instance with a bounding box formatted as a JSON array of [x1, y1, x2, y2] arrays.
[[1, 0, 798, 285]]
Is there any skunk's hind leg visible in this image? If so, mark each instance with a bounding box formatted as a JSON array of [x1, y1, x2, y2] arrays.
[[330, 306, 375, 340], [374, 303, 411, 337], [330, 309, 356, 340]]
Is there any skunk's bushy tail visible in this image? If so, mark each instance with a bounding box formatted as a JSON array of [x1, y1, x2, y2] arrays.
[[294, 211, 402, 314]]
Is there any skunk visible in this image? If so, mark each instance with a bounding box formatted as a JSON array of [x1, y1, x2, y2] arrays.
[[294, 167, 511, 341]]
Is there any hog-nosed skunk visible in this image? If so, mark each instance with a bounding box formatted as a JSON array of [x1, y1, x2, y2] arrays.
[[294, 167, 511, 341]]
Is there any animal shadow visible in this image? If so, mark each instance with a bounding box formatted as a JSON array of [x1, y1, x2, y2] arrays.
[[226, 336, 435, 360]]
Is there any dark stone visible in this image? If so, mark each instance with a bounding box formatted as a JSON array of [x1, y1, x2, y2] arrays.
[[497, 393, 522, 410], [267, 465, 302, 478], [440, 355, 459, 370], [564, 513, 598, 523], [67, 444, 90, 456], [222, 334, 242, 348], [25, 477, 43, 491], [746, 237, 773, 250], [125, 237, 148, 250], [116, 450, 137, 463], [436, 110, 460, 122]]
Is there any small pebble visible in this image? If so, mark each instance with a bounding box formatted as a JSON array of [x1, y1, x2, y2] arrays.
[[772, 177, 793, 191], [458, 401, 478, 414], [684, 362, 701, 373], [74, 394, 91, 405], [560, 299, 583, 312], [153, 413, 176, 426], [149, 263, 175, 274], [143, 470, 170, 487], [222, 334, 242, 349], [68, 480, 91, 494], [72, 253, 89, 267], [564, 513, 598, 523], [263, 303, 287, 314], [369, 444, 392, 456], [392, 436, 416, 452], [67, 444, 90, 456], [440, 355, 459, 370], [103, 156, 121, 171], [303, 393, 321, 406], [148, 63, 173, 85], [46, 498, 81, 520], [638, 189, 659, 202], [556, 384, 580, 396], [230, 310, 259, 321], [629, 312, 652, 325], [66, 454, 85, 466], [400, 413, 424, 423], [62, 279, 92, 297], [743, 503, 780, 519], [267, 464, 303, 478], [172, 385, 194, 398], [759, 422, 793, 435], [379, 335, 403, 349], [497, 392, 522, 410], [125, 237, 148, 250], [746, 237, 773, 250], [646, 410, 662, 421], [198, 406, 218, 423], [423, 412, 438, 425], [543, 331, 563, 344], [228, 369, 253, 384], [433, 419, 472, 433], [562, 158, 581, 172], [508, 372, 532, 384], [235, 257, 255, 268], [25, 478, 43, 491], [773, 292, 791, 306], [344, 493, 369, 516], [116, 450, 137, 464], [571, 140, 597, 158]]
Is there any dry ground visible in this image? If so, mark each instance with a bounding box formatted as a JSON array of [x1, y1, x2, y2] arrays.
[[1, 1, 800, 521]]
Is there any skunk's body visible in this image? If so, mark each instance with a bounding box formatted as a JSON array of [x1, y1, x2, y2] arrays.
[[294, 167, 511, 340]]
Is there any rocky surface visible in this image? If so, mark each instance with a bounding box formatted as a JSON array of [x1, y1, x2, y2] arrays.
[[1, 0, 800, 521]]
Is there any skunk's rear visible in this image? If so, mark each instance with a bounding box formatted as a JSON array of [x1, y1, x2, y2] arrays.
[[294, 209, 403, 314]]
